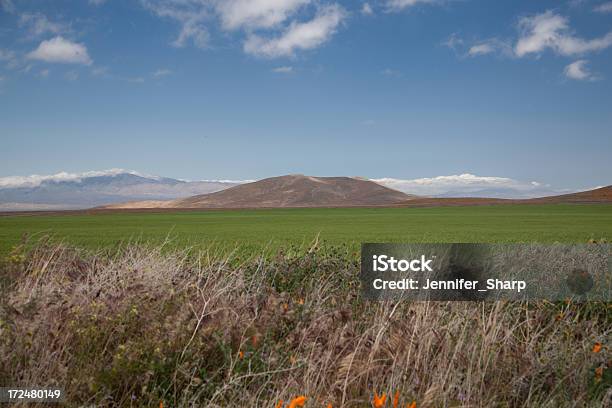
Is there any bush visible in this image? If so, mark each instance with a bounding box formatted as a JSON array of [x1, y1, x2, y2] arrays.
[[1, 242, 610, 407]]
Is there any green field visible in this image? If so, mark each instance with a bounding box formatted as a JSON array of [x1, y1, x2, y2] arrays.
[[1, 204, 611, 254]]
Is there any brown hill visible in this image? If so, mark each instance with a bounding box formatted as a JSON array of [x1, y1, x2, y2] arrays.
[[528, 185, 612, 203], [395, 185, 612, 207], [98, 182, 611, 211], [171, 175, 415, 208]]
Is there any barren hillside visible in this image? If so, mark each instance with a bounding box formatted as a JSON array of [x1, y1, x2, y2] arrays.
[[173, 175, 416, 208]]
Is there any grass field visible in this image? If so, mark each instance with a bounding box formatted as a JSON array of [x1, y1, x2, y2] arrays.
[[2, 204, 611, 406], [1, 204, 611, 254]]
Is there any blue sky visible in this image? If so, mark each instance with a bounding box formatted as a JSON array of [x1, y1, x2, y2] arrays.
[[1, 0, 611, 194]]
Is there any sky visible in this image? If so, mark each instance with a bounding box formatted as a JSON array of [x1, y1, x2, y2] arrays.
[[1, 0, 611, 194]]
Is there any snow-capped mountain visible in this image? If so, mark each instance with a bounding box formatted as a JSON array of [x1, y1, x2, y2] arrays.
[[0, 169, 244, 211]]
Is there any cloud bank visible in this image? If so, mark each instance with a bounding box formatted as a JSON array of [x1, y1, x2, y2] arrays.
[[373, 174, 568, 198], [142, 0, 346, 58], [0, 169, 151, 189]]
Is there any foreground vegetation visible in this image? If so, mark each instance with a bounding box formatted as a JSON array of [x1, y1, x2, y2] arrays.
[[1, 240, 610, 407], [1, 204, 611, 255]]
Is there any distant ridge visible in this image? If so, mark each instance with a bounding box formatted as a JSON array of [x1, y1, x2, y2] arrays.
[[394, 185, 612, 207], [0, 170, 242, 211], [528, 185, 612, 203], [172, 175, 416, 208], [99, 180, 612, 210]]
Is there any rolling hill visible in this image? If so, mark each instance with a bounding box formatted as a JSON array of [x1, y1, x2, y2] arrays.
[[102, 181, 612, 210], [395, 185, 612, 207], [104, 175, 416, 209], [174, 175, 416, 208]]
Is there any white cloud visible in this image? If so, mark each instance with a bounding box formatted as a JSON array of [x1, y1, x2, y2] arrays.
[[564, 59, 598, 80], [244, 4, 345, 58], [27, 36, 92, 65], [141, 0, 210, 49], [0, 169, 254, 189], [468, 43, 495, 56], [386, 0, 436, 12], [361, 2, 373, 15], [272, 65, 294, 73], [216, 0, 311, 30], [142, 0, 345, 57], [373, 174, 565, 198], [37, 69, 50, 78], [0, 169, 150, 189], [19, 13, 67, 38], [515, 11, 612, 57], [173, 19, 209, 48], [594, 2, 612, 12], [152, 68, 172, 78], [442, 32, 464, 52], [467, 38, 513, 57]]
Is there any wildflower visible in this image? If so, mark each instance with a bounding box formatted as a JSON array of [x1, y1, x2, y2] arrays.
[[288, 396, 307, 408], [159, 402, 163, 408], [327, 404, 333, 408], [393, 391, 399, 408], [407, 402, 416, 408], [252, 335, 258, 347], [238, 351, 245, 359], [593, 342, 602, 353], [275, 400, 283, 408], [297, 298, 305, 305], [373, 392, 386, 408]]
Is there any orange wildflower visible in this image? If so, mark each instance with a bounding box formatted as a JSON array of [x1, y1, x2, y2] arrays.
[[159, 402, 163, 408], [327, 404, 333, 408], [593, 342, 602, 353], [407, 402, 416, 408], [275, 399, 284, 408], [288, 396, 307, 408], [238, 350, 245, 359], [393, 391, 400, 408], [373, 392, 386, 408]]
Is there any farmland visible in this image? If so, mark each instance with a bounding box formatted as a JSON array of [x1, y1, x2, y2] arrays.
[[1, 204, 611, 255]]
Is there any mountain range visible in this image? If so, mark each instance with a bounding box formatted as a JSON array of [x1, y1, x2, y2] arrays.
[[0, 170, 241, 211], [104, 175, 611, 210], [0, 169, 607, 211]]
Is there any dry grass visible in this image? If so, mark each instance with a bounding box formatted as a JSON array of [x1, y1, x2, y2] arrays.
[[0, 239, 610, 407]]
